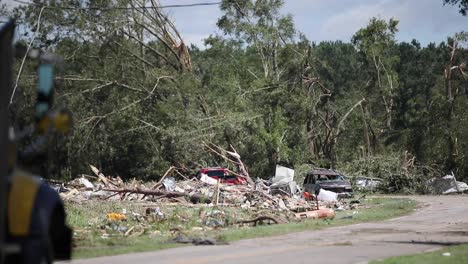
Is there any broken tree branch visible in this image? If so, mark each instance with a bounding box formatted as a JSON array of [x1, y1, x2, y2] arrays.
[[228, 144, 254, 186], [10, 6, 46, 105], [151, 166, 175, 189], [103, 188, 212, 204], [336, 98, 366, 136], [234, 216, 282, 226]]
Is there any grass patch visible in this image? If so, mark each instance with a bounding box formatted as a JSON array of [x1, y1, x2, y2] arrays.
[[213, 198, 416, 242], [74, 237, 180, 258], [371, 243, 468, 264], [67, 197, 417, 259]]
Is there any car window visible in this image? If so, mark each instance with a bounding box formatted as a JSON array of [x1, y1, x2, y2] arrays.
[[206, 171, 225, 178]]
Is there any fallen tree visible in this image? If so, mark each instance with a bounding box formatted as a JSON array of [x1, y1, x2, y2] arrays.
[[103, 188, 212, 204], [203, 142, 255, 186]]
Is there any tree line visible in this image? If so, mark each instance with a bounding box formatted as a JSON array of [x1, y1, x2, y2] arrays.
[[3, 0, 468, 192]]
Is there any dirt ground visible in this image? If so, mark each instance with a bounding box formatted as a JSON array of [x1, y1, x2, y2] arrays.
[[66, 195, 468, 264]]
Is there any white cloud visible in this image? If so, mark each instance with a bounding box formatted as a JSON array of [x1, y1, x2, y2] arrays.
[[286, 0, 467, 44], [3, 0, 467, 46], [183, 33, 211, 47]]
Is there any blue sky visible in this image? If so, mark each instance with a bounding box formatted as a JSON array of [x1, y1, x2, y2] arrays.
[[3, 0, 467, 47], [157, 0, 467, 47]]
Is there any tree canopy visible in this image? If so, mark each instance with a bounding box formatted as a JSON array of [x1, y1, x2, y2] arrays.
[[3, 0, 468, 191]]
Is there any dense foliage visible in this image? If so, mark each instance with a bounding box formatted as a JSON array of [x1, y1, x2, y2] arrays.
[[4, 0, 468, 190], [445, 0, 468, 15]]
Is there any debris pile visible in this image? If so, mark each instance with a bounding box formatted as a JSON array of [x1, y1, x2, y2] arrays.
[[355, 177, 382, 191], [57, 165, 318, 211], [57, 164, 370, 243], [429, 173, 468, 194]]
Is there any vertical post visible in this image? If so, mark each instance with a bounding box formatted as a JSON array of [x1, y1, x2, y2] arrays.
[[0, 20, 15, 264]]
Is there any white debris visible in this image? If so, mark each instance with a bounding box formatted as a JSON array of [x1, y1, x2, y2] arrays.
[[78, 177, 94, 189], [317, 188, 338, 202], [355, 177, 382, 190], [278, 199, 287, 210], [162, 177, 177, 191], [430, 173, 468, 194], [271, 165, 295, 186], [199, 173, 218, 185], [241, 200, 251, 209]]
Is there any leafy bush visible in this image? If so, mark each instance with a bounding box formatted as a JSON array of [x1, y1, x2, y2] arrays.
[[340, 153, 439, 194]]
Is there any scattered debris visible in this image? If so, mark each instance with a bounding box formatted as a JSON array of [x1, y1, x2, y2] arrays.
[[107, 213, 126, 221], [317, 189, 338, 202], [78, 177, 94, 189], [271, 165, 295, 186], [294, 208, 336, 220], [234, 216, 284, 226], [429, 173, 468, 194], [199, 173, 218, 185], [162, 177, 176, 191], [173, 235, 225, 245], [57, 164, 371, 241], [145, 207, 164, 219], [355, 177, 382, 191], [270, 165, 300, 196]]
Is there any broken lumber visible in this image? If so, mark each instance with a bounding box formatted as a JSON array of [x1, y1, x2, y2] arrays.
[[102, 188, 212, 204], [151, 166, 175, 189], [89, 165, 119, 187]]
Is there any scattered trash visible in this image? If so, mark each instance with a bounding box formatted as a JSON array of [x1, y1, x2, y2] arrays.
[[429, 173, 468, 194], [317, 189, 338, 202], [355, 177, 382, 191], [271, 165, 295, 186], [79, 177, 94, 189], [205, 219, 225, 228], [442, 252, 451, 257], [241, 200, 251, 209], [162, 177, 177, 192], [56, 164, 372, 240], [200, 173, 219, 185], [109, 222, 128, 233], [294, 208, 336, 220], [107, 213, 126, 221], [145, 207, 164, 219], [270, 166, 300, 196]]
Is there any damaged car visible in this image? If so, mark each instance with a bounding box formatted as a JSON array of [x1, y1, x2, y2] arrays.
[[197, 167, 246, 185], [303, 169, 353, 195]]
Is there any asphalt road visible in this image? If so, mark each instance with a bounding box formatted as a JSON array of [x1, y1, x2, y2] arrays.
[[66, 196, 468, 264]]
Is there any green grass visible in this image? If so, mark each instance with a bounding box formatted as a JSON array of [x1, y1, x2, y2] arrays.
[[371, 244, 468, 264], [214, 198, 417, 242], [67, 197, 418, 259], [74, 237, 181, 258]]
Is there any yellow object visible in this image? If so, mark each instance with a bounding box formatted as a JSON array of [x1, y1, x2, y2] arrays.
[[8, 170, 40, 236], [37, 110, 73, 135], [53, 110, 72, 134], [107, 213, 126, 221]]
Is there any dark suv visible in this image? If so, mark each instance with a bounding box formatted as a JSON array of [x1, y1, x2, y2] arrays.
[[303, 169, 353, 194]]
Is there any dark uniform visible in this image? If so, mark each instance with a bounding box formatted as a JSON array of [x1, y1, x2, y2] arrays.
[[6, 169, 71, 264]]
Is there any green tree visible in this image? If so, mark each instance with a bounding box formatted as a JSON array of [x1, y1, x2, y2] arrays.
[[352, 18, 400, 151], [444, 0, 468, 15]]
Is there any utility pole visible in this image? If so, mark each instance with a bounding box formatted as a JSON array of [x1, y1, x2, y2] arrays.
[[0, 20, 15, 264]]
